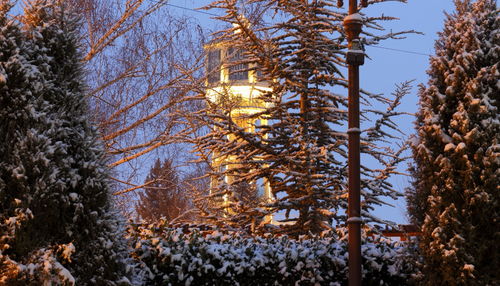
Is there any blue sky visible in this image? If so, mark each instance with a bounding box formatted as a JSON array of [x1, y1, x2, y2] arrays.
[[8, 0, 458, 223], [168, 0, 457, 224], [361, 0, 456, 223]]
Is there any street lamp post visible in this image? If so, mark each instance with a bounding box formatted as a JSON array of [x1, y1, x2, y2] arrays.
[[342, 0, 366, 286]]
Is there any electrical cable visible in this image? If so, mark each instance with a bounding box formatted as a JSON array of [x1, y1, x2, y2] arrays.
[[165, 3, 219, 17], [154, 1, 434, 57], [366, 45, 431, 57]]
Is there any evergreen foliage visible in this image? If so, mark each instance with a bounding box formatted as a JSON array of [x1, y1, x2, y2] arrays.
[[0, 0, 133, 284], [407, 0, 499, 284], [136, 158, 189, 222], [0, 1, 56, 282], [129, 222, 418, 286], [194, 0, 413, 235]]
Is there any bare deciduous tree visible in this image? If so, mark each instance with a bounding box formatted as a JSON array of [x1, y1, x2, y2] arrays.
[[69, 0, 206, 196]]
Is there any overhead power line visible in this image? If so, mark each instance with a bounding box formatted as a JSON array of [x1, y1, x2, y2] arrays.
[[165, 3, 218, 17], [157, 1, 433, 57], [366, 45, 431, 57]]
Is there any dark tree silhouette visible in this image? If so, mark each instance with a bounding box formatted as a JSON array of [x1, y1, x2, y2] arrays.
[[136, 158, 189, 222]]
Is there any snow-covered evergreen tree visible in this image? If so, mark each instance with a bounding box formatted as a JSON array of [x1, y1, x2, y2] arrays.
[[407, 0, 499, 284], [194, 0, 413, 235], [0, 1, 61, 282], [1, 0, 133, 284]]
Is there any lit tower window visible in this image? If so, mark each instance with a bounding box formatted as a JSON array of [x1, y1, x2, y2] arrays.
[[227, 47, 248, 81], [207, 49, 221, 84]]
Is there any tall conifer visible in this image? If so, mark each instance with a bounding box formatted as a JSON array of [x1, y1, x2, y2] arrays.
[[407, 0, 499, 284], [1, 1, 133, 284], [195, 0, 413, 235], [0, 1, 65, 282]]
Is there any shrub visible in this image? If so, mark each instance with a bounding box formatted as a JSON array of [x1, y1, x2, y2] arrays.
[[129, 222, 417, 286]]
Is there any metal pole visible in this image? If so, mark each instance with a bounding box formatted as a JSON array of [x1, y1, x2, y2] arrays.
[[343, 1, 365, 285]]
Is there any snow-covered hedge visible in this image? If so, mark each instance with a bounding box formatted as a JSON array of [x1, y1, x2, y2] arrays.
[[129, 223, 417, 285]]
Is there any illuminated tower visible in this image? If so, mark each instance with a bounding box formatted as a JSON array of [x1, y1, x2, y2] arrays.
[[204, 40, 273, 215]]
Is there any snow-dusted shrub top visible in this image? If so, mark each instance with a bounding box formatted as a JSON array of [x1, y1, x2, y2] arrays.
[[129, 222, 417, 286]]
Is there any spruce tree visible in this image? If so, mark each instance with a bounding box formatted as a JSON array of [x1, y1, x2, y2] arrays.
[[407, 0, 499, 284], [195, 0, 413, 235], [1, 1, 133, 284], [136, 158, 189, 222]]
